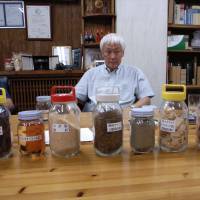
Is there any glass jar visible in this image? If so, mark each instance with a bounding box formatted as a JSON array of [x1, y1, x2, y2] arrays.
[[18, 110, 45, 157], [130, 107, 155, 153], [0, 88, 12, 159], [36, 96, 51, 121], [93, 87, 123, 156], [49, 86, 80, 158], [159, 84, 188, 152]]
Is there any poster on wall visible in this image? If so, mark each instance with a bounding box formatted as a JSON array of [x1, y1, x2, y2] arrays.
[[26, 4, 52, 40], [0, 1, 25, 28]]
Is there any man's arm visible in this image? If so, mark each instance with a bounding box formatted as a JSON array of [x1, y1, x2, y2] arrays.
[[77, 98, 85, 111], [133, 96, 151, 108]]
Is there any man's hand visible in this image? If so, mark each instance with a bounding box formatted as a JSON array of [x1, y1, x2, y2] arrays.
[[133, 96, 151, 108]]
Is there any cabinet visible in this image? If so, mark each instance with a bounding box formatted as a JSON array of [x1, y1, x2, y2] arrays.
[[168, 0, 200, 122], [0, 70, 84, 113], [81, 0, 115, 69]]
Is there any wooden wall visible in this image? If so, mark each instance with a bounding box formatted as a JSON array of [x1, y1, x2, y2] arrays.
[[0, 0, 81, 70]]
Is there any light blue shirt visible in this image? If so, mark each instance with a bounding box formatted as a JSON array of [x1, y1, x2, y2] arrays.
[[75, 64, 154, 112]]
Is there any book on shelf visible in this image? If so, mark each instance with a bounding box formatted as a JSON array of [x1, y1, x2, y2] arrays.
[[186, 63, 193, 85], [188, 94, 200, 124], [167, 55, 200, 86], [168, 0, 174, 24], [197, 67, 200, 85], [72, 48, 82, 69], [168, 64, 186, 84], [172, 2, 200, 25]]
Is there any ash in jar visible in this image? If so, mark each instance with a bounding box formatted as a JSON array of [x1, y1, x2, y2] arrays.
[[130, 107, 155, 153], [49, 114, 80, 158], [94, 109, 123, 156]]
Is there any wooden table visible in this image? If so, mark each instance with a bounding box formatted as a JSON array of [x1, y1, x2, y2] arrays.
[[1, 113, 200, 200]]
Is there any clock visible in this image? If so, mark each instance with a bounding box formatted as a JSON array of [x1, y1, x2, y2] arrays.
[[95, 0, 104, 9]]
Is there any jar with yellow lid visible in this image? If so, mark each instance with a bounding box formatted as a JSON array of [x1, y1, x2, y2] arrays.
[[159, 84, 188, 152]]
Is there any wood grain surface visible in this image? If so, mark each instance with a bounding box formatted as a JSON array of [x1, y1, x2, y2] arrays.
[[1, 112, 200, 200]]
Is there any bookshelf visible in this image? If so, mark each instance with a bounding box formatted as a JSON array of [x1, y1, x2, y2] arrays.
[[168, 0, 200, 90], [168, 0, 200, 123], [81, 0, 115, 70]]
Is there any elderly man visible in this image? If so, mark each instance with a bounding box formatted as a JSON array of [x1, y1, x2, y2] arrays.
[[76, 33, 154, 111]]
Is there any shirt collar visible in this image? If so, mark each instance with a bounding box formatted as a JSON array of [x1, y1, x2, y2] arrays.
[[104, 64, 121, 73]]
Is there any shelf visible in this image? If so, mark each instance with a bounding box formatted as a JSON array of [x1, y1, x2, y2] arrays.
[[81, 0, 115, 70], [83, 43, 100, 47], [168, 49, 200, 53], [0, 70, 85, 78], [187, 85, 200, 89], [83, 13, 115, 18], [168, 24, 200, 30]]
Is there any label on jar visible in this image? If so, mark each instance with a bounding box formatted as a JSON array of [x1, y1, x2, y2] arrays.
[[53, 123, 70, 133], [19, 135, 42, 142], [0, 126, 3, 135], [107, 121, 122, 132], [160, 119, 175, 132], [18, 124, 44, 146]]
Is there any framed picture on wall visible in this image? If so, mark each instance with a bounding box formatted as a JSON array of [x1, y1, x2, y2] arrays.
[[26, 4, 52, 40], [84, 48, 102, 70], [0, 1, 25, 28], [52, 46, 72, 65]]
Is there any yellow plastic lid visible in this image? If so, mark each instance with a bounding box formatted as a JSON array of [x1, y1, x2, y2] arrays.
[[0, 88, 6, 104], [162, 84, 186, 101]]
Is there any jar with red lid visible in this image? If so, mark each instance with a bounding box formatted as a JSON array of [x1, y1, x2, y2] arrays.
[[49, 86, 80, 158]]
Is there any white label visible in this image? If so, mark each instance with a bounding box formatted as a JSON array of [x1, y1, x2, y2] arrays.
[[0, 126, 3, 135], [53, 123, 70, 133], [160, 119, 176, 132], [107, 121, 122, 132], [19, 135, 42, 142]]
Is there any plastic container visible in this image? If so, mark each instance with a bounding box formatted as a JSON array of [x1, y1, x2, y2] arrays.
[[93, 87, 123, 156], [159, 84, 188, 152], [130, 107, 155, 153], [18, 110, 45, 157], [49, 86, 80, 158], [36, 96, 51, 121], [0, 88, 12, 159]]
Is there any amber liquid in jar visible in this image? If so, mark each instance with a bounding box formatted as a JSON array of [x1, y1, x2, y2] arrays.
[[18, 111, 45, 157]]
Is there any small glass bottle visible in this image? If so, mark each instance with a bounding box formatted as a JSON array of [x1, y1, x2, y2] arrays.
[[93, 87, 123, 156], [0, 88, 12, 159], [36, 96, 51, 121], [130, 107, 155, 153], [18, 110, 45, 157], [49, 86, 80, 158], [159, 84, 188, 152]]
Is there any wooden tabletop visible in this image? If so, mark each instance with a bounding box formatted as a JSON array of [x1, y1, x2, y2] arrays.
[[1, 112, 200, 200]]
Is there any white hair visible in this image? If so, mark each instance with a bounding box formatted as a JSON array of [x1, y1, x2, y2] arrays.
[[100, 33, 126, 51]]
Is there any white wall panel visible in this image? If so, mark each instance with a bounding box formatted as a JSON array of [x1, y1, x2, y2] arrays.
[[116, 0, 168, 106]]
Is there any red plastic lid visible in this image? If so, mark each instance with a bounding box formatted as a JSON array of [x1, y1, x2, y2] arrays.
[[51, 86, 76, 102]]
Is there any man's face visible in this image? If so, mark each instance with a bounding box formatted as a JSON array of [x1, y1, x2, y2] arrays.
[[101, 43, 124, 70]]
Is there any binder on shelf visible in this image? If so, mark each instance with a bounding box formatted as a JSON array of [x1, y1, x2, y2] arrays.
[[186, 63, 193, 85], [168, 0, 174, 24]]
